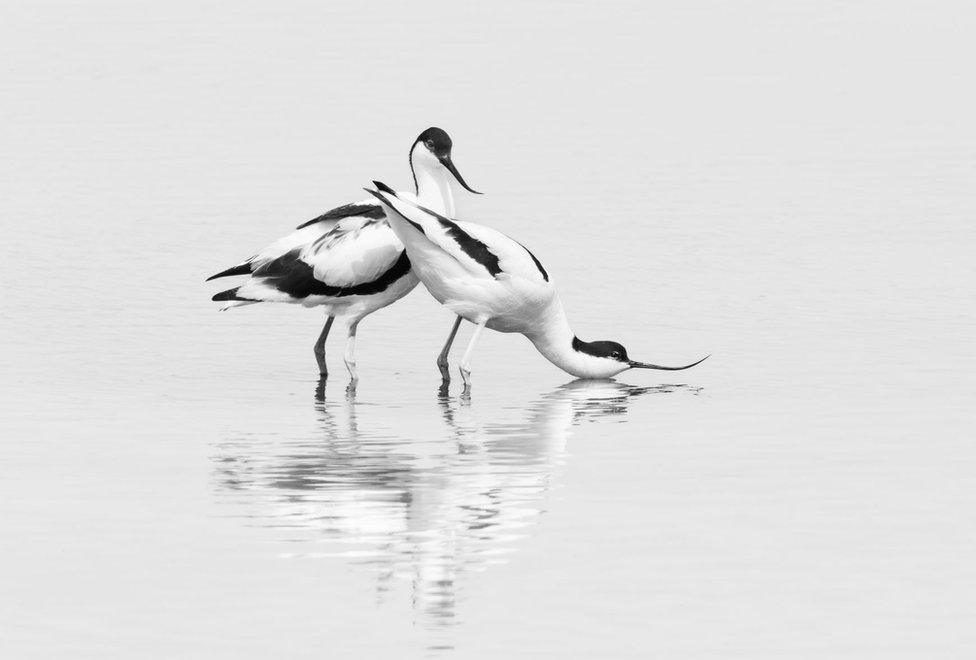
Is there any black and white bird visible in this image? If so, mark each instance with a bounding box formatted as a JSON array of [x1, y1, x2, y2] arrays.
[[207, 128, 480, 382], [365, 183, 707, 392]]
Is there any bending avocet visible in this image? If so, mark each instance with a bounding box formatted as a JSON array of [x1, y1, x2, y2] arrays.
[[207, 128, 480, 383], [365, 182, 707, 392]]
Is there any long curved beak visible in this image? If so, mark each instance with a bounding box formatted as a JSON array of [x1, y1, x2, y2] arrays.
[[438, 155, 482, 194], [628, 355, 709, 371]]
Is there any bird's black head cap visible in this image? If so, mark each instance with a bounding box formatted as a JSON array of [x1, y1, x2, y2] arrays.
[[415, 127, 453, 157], [572, 337, 629, 363]]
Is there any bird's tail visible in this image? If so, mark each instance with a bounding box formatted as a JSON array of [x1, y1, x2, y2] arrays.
[[364, 181, 446, 236], [211, 286, 260, 311], [206, 263, 252, 281]]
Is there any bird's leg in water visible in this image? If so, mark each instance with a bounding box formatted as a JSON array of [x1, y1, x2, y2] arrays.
[[458, 320, 487, 396], [436, 315, 463, 383], [343, 320, 360, 384], [313, 316, 334, 377]]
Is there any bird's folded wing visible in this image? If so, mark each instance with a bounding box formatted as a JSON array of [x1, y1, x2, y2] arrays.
[[239, 222, 404, 302], [294, 199, 385, 229], [247, 200, 385, 270], [454, 221, 551, 283], [301, 218, 404, 287]]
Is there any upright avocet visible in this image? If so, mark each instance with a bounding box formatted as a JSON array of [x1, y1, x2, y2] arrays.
[[365, 182, 707, 392], [207, 128, 479, 383]]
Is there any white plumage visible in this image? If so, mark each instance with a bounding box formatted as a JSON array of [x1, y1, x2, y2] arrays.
[[307, 212, 405, 287]]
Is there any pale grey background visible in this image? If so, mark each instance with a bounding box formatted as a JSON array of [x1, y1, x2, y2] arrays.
[[1, 1, 974, 658]]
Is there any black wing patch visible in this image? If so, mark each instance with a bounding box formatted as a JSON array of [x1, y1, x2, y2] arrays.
[[437, 220, 502, 277], [295, 203, 385, 230], [251, 248, 411, 299], [206, 262, 253, 281], [408, 202, 502, 278], [516, 242, 549, 281], [211, 286, 258, 302]]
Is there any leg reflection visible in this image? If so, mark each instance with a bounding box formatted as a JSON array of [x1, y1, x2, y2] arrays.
[[314, 375, 328, 402]]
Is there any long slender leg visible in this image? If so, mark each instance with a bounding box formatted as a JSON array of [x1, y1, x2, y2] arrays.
[[436, 315, 463, 382], [314, 316, 335, 377], [458, 319, 487, 396], [343, 320, 360, 384]]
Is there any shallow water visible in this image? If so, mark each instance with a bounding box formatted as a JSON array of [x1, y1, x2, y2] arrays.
[[2, 1, 975, 657]]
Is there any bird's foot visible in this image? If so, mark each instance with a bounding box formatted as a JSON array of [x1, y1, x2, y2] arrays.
[[437, 379, 450, 399], [459, 366, 472, 399], [437, 358, 451, 382]]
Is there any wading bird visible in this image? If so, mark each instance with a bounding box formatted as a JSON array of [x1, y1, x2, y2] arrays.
[[207, 128, 480, 383], [365, 183, 707, 393]]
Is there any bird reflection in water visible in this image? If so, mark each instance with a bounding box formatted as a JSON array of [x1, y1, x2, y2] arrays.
[[212, 378, 699, 632]]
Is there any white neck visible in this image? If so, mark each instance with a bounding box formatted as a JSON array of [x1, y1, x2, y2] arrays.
[[525, 298, 628, 379], [411, 153, 456, 216]]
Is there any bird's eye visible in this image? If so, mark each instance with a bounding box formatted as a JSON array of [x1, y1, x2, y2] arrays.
[[426, 140, 436, 149], [610, 351, 620, 358]]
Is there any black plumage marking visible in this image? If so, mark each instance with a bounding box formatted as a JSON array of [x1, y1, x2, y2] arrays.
[[435, 217, 502, 277], [251, 248, 412, 299], [414, 127, 453, 157], [517, 242, 549, 281], [308, 218, 383, 254], [572, 336, 629, 362], [212, 286, 258, 302], [295, 203, 384, 230], [411, 203, 502, 277], [403, 218, 426, 234], [206, 263, 253, 281], [373, 181, 397, 195]]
